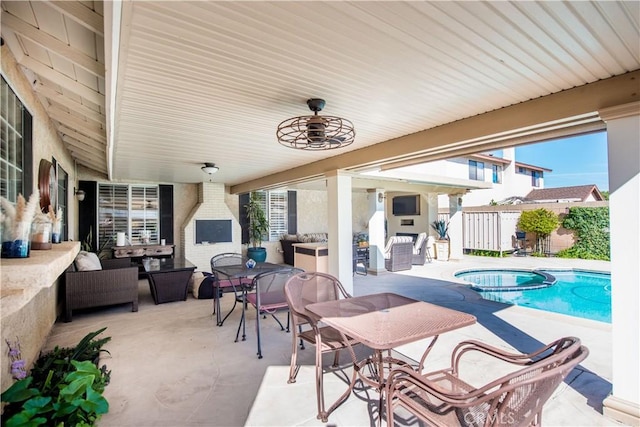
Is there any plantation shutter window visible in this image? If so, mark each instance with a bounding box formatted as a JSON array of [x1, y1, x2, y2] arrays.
[[268, 191, 288, 240], [130, 185, 159, 243], [98, 184, 129, 250], [98, 184, 160, 251]]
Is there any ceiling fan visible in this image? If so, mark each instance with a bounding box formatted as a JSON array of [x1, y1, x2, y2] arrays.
[[276, 98, 356, 150]]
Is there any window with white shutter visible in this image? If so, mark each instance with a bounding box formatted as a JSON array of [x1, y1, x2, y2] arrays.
[[98, 184, 159, 251], [268, 191, 287, 240]]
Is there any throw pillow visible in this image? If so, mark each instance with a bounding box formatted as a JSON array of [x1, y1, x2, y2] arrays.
[[190, 271, 205, 298], [74, 251, 102, 271]]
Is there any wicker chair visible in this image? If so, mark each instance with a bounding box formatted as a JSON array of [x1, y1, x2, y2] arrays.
[[386, 337, 589, 427], [384, 236, 414, 272], [64, 258, 139, 322], [411, 232, 432, 265]]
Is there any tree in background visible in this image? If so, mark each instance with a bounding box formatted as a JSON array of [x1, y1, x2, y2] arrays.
[[517, 208, 559, 256]]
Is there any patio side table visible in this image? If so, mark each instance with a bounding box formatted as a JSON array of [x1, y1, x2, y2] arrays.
[[143, 258, 196, 304]]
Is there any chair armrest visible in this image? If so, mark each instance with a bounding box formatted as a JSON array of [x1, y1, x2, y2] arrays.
[[386, 365, 487, 406], [450, 337, 581, 373], [101, 258, 134, 269], [451, 340, 535, 373], [66, 266, 139, 287]]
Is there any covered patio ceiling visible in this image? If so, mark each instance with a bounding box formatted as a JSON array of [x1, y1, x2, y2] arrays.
[[1, 1, 638, 191]]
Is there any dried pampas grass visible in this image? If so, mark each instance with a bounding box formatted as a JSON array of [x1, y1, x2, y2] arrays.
[[0, 189, 40, 240]]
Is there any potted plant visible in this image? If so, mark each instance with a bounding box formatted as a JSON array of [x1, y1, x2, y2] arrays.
[[245, 192, 269, 262], [431, 219, 450, 261]]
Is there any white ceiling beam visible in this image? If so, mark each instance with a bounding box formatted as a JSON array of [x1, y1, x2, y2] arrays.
[[62, 135, 106, 156], [19, 55, 105, 105], [59, 124, 106, 146], [49, 108, 105, 142], [64, 143, 105, 161], [1, 30, 25, 63], [71, 154, 107, 173], [43, 0, 104, 37], [48, 104, 105, 130], [36, 84, 106, 125], [2, 12, 104, 76]]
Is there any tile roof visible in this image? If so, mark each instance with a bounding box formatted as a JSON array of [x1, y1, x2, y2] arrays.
[[525, 185, 604, 202]]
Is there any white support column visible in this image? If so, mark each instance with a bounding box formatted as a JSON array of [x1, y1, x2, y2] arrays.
[[368, 189, 386, 275], [426, 192, 439, 259], [448, 195, 463, 260], [326, 171, 354, 294], [601, 102, 640, 426]]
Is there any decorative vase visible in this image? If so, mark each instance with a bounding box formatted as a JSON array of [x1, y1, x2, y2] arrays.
[[1, 221, 31, 258], [52, 221, 62, 244], [31, 222, 52, 250], [247, 247, 267, 263]]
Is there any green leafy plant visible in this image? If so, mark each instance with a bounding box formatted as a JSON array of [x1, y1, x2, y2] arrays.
[[245, 192, 269, 248], [556, 206, 610, 261], [517, 209, 559, 256], [1, 328, 111, 427], [431, 219, 449, 240]]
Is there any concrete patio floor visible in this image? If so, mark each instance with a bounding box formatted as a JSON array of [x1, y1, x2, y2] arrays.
[[43, 255, 622, 426]]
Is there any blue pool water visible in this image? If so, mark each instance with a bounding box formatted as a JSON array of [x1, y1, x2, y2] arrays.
[[455, 269, 611, 323]]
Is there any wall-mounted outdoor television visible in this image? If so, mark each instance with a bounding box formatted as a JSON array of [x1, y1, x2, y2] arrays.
[[195, 219, 232, 244], [392, 195, 420, 216]]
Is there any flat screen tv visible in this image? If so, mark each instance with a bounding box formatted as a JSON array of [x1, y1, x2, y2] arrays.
[[392, 195, 420, 216], [195, 219, 232, 244]]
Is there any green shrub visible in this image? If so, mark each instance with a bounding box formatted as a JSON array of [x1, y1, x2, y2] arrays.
[[556, 207, 610, 260], [2, 328, 111, 426], [469, 249, 509, 257]]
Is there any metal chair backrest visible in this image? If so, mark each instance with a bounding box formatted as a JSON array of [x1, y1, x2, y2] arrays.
[[455, 337, 587, 426], [210, 252, 245, 269], [485, 338, 588, 425], [252, 267, 304, 311], [284, 272, 351, 325]]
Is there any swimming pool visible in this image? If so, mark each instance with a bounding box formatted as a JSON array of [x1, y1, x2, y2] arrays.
[[455, 269, 611, 323]]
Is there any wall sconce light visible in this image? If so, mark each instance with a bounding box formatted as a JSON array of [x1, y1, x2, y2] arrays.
[[74, 188, 86, 202], [378, 192, 384, 203]]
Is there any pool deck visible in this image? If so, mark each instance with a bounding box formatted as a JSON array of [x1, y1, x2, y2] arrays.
[[42, 255, 621, 426]]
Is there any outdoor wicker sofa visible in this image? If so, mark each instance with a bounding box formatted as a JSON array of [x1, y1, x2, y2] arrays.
[[64, 257, 139, 322]]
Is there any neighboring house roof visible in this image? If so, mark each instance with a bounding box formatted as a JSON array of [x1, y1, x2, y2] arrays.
[[515, 161, 553, 173], [469, 154, 553, 172], [525, 185, 604, 203]]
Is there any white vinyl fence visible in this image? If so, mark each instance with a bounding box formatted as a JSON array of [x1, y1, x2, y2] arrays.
[[463, 211, 521, 254]]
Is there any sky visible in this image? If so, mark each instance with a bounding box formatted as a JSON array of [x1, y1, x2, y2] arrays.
[[496, 131, 609, 191]]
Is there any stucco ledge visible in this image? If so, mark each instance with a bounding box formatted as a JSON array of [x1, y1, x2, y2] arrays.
[[1, 241, 80, 317]]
